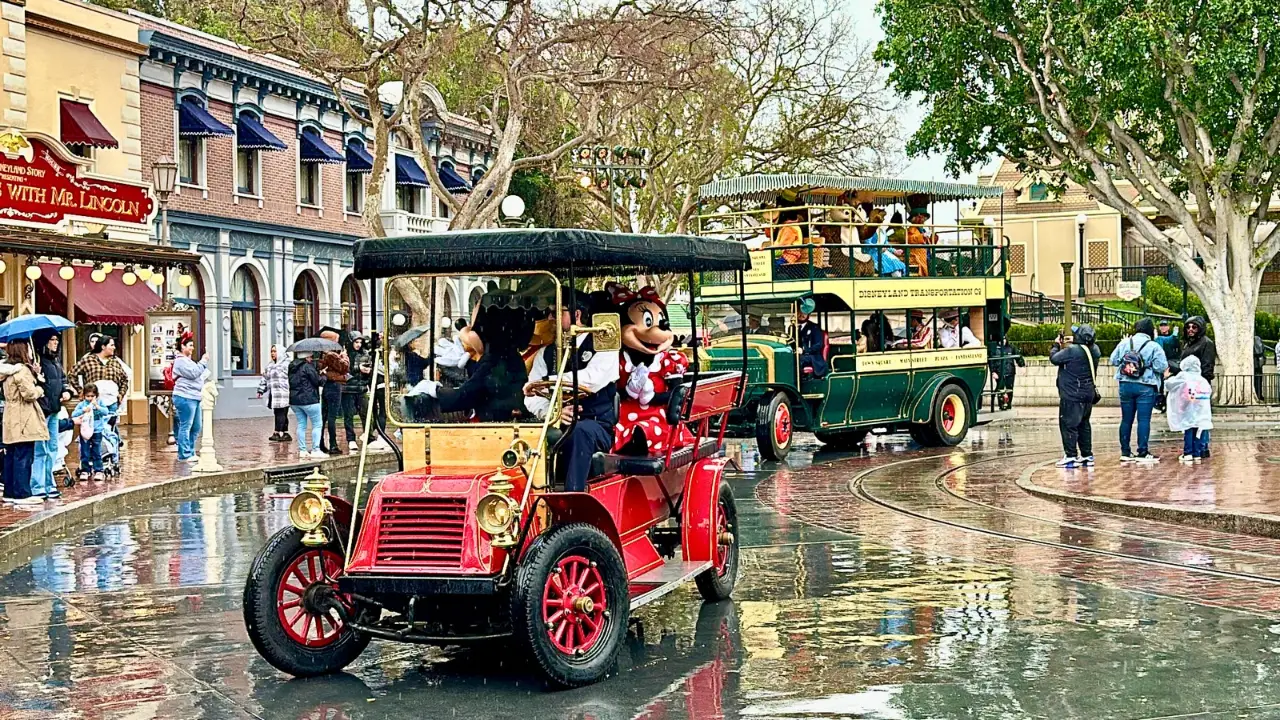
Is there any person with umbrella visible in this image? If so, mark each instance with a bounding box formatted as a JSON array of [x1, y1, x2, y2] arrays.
[[1, 339, 48, 507], [31, 328, 71, 499]]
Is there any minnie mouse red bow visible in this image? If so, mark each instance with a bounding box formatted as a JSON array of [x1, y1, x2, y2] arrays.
[[607, 283, 665, 310]]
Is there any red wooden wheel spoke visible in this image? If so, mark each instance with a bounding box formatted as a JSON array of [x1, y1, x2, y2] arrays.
[[543, 555, 608, 656], [581, 581, 600, 595], [276, 549, 351, 648]]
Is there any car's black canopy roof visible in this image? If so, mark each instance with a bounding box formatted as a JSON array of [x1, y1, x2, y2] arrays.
[[353, 228, 750, 280]]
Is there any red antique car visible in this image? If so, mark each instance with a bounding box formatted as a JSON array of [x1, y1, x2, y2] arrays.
[[242, 229, 751, 687]]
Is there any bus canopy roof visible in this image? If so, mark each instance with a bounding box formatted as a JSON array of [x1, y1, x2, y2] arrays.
[[699, 174, 1004, 203]]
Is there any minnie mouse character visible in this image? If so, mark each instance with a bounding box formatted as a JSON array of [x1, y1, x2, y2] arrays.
[[608, 283, 692, 455]]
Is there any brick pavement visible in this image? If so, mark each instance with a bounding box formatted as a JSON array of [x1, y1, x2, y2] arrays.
[[1028, 438, 1280, 518], [0, 417, 358, 539]]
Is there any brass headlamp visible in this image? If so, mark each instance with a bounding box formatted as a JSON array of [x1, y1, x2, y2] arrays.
[[291, 467, 332, 546]]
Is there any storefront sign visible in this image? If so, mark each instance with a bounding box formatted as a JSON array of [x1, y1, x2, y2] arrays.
[[0, 130, 155, 229], [851, 278, 987, 310], [145, 307, 197, 395]]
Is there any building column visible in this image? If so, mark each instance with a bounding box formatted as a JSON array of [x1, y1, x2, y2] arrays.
[[214, 230, 232, 381]]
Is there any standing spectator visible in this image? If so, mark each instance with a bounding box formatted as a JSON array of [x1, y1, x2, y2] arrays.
[[343, 334, 371, 448], [1153, 320, 1181, 413], [1180, 316, 1216, 382], [289, 352, 324, 459], [317, 328, 350, 455], [1, 340, 47, 508], [71, 384, 107, 482], [365, 331, 392, 452], [1254, 334, 1267, 402], [71, 335, 130, 404], [1110, 318, 1169, 463], [31, 329, 69, 500], [260, 345, 291, 442], [990, 336, 1025, 410], [171, 334, 209, 463], [1165, 355, 1213, 463], [1051, 324, 1099, 468]]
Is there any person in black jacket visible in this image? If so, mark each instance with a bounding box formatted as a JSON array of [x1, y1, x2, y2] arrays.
[[1050, 324, 1099, 468], [30, 329, 68, 499], [990, 338, 1025, 410], [342, 333, 372, 448], [1180, 316, 1216, 383], [288, 354, 325, 458]]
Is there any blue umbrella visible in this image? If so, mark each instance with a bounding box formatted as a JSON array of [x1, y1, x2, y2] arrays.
[[0, 314, 74, 343]]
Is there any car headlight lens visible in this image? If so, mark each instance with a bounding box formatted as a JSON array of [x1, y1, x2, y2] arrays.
[[289, 491, 328, 531], [476, 493, 519, 536]]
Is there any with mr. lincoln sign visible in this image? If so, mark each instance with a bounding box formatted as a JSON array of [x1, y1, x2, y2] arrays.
[[0, 130, 155, 230]]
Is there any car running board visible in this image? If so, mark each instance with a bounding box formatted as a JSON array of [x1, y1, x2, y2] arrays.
[[975, 409, 1015, 426], [628, 560, 713, 611]]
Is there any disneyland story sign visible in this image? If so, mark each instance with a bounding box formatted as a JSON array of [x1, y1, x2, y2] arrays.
[[0, 130, 155, 230]]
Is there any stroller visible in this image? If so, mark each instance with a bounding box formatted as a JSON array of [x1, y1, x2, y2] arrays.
[[95, 380, 123, 478]]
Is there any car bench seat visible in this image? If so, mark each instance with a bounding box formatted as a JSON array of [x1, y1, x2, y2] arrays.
[[588, 436, 721, 478]]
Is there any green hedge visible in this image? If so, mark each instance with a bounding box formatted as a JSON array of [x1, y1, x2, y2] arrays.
[[1008, 322, 1124, 357], [1145, 276, 1280, 343]]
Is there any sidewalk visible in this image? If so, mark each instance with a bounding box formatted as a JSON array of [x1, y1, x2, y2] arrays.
[[0, 418, 384, 555], [1018, 437, 1280, 537], [1007, 405, 1280, 425]]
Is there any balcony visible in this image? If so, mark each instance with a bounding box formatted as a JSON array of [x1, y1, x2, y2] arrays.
[[379, 209, 450, 237]]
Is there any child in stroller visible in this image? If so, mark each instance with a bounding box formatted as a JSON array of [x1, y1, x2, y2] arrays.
[[71, 380, 121, 483]]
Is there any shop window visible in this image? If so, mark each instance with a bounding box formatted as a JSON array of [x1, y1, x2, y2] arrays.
[[397, 185, 419, 214], [230, 268, 259, 374], [293, 272, 320, 342], [346, 171, 363, 214], [341, 276, 362, 331], [300, 161, 321, 206], [179, 137, 203, 186], [439, 199, 451, 219]]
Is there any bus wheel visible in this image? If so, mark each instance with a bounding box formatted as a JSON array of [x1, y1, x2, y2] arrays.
[[755, 392, 793, 461], [931, 385, 970, 446], [814, 428, 869, 451]]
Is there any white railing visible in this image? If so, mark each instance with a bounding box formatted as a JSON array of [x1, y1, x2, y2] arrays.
[[379, 209, 450, 236]]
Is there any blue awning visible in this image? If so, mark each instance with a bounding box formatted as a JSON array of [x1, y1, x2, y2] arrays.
[[300, 129, 344, 163], [346, 141, 374, 173], [236, 112, 287, 151], [439, 163, 471, 193], [395, 154, 429, 187], [178, 98, 233, 137]]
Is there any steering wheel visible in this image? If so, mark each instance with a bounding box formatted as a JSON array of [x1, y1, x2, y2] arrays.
[[525, 380, 592, 403]]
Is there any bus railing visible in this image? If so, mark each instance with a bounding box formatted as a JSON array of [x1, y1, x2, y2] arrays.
[[700, 242, 1005, 285]]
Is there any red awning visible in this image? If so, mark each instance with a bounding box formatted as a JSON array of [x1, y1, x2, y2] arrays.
[[60, 100, 119, 149], [36, 263, 162, 325]]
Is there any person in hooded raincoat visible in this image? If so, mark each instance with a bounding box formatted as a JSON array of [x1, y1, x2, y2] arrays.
[[1164, 355, 1213, 461]]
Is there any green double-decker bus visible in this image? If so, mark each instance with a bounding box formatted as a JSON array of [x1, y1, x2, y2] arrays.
[[693, 174, 1008, 460]]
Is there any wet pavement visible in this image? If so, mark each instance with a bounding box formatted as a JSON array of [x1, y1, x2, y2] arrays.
[[5, 427, 1280, 718]]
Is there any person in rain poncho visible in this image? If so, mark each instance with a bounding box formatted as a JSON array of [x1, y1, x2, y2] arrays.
[[1164, 355, 1213, 462]]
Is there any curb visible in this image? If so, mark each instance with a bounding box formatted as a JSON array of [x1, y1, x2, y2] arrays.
[[1016, 459, 1280, 539], [0, 452, 398, 557]]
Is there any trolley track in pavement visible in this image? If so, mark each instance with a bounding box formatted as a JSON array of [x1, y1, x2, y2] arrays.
[[849, 450, 1280, 588]]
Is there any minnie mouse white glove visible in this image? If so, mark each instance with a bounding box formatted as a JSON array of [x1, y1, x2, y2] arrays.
[[625, 364, 655, 405]]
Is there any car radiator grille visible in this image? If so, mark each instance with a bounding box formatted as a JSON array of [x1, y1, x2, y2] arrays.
[[375, 497, 468, 566]]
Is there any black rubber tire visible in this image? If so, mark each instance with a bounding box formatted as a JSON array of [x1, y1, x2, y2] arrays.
[[511, 523, 630, 688], [814, 427, 869, 451], [930, 384, 971, 447], [243, 526, 370, 678], [908, 424, 939, 447], [755, 392, 793, 462], [694, 481, 739, 602]]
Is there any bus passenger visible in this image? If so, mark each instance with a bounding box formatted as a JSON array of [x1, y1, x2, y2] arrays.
[[906, 205, 934, 276], [892, 310, 934, 350], [939, 309, 982, 348], [796, 298, 828, 378], [864, 206, 907, 277]]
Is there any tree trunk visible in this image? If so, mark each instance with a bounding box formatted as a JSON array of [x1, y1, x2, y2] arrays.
[[1198, 271, 1259, 406]]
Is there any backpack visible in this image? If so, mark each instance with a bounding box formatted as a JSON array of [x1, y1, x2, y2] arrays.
[[163, 362, 176, 391], [1119, 338, 1149, 379]]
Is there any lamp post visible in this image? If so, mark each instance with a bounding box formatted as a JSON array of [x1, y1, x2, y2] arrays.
[[1061, 261, 1075, 334], [1074, 212, 1087, 299], [152, 157, 178, 247]]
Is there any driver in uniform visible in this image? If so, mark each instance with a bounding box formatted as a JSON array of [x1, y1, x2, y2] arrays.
[[523, 289, 620, 492]]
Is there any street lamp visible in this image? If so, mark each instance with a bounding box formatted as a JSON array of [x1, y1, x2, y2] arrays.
[[1074, 212, 1088, 299], [499, 194, 527, 228], [152, 157, 178, 247]]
